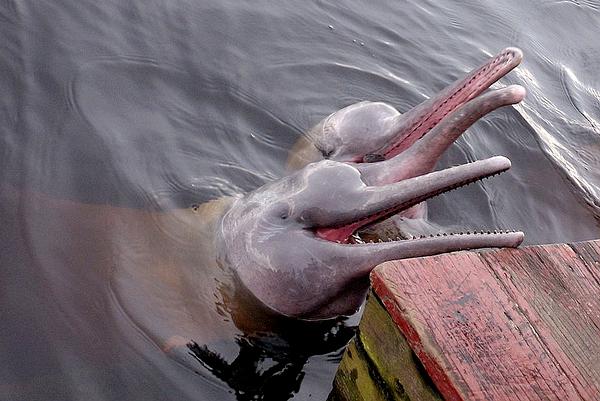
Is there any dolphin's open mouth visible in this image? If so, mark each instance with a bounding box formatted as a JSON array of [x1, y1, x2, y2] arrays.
[[374, 47, 523, 161], [311, 48, 526, 249], [314, 156, 523, 249], [220, 48, 526, 320]]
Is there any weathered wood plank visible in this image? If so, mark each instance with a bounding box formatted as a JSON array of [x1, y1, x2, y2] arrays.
[[481, 244, 600, 399], [370, 240, 600, 401], [328, 339, 390, 401], [358, 293, 443, 401], [329, 294, 442, 401]]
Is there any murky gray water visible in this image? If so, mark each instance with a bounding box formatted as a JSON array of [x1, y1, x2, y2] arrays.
[[2, 1, 600, 400]]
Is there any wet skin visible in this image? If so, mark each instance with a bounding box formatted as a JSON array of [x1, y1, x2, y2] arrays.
[[8, 47, 526, 396], [227, 47, 525, 319], [115, 47, 527, 329]]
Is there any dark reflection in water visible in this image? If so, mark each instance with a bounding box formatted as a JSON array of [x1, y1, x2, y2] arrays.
[[2, 0, 600, 400], [184, 281, 355, 400]]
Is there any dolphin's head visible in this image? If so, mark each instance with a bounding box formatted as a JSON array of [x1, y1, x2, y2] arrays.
[[220, 155, 523, 320], [293, 47, 524, 168], [288, 47, 525, 232], [219, 47, 525, 320]]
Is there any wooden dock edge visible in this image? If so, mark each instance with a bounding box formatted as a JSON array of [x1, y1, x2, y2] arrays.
[[328, 291, 442, 401], [328, 240, 600, 401]]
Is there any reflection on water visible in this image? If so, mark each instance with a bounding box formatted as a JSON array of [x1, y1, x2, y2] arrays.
[[2, 0, 600, 400]]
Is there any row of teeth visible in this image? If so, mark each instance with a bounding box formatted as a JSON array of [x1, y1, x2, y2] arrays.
[[347, 230, 518, 244], [443, 170, 506, 193], [334, 170, 506, 232], [384, 51, 511, 155]]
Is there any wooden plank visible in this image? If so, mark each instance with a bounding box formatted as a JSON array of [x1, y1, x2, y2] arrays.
[[329, 293, 442, 401], [370, 240, 600, 401], [357, 293, 442, 401], [328, 339, 390, 401], [482, 243, 600, 399]]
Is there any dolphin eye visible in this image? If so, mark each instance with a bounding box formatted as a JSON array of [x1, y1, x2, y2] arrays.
[[272, 203, 291, 220]]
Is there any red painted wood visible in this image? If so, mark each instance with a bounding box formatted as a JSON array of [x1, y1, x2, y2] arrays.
[[371, 240, 600, 401]]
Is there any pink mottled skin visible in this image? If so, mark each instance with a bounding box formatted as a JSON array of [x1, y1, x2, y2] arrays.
[[220, 48, 526, 318]]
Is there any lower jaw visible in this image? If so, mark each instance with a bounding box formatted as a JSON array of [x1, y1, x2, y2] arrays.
[[350, 217, 512, 245]]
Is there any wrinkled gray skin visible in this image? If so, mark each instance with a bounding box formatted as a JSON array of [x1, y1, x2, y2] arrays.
[[220, 48, 526, 319]]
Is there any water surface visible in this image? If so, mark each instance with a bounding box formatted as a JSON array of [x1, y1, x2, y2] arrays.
[[2, 1, 600, 400]]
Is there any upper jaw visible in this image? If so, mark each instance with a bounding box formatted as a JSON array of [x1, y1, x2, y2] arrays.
[[376, 47, 524, 161], [362, 84, 526, 186]]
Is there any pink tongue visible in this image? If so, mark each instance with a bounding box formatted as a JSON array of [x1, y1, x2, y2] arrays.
[[316, 207, 393, 243], [315, 226, 356, 243]]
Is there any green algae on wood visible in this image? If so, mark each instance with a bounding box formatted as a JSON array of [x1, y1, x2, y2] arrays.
[[328, 339, 390, 401], [358, 293, 442, 401], [329, 292, 442, 401]]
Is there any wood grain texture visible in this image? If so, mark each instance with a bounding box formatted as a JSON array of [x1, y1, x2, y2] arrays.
[[358, 294, 443, 401], [328, 293, 443, 401], [328, 339, 390, 401], [371, 240, 600, 401]]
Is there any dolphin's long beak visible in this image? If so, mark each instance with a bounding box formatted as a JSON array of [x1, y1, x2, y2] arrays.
[[314, 156, 519, 242], [306, 156, 523, 286], [376, 47, 523, 161], [362, 84, 526, 185], [320, 229, 523, 280]]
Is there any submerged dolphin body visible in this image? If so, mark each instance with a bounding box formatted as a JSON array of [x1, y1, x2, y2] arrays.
[[4, 48, 527, 396], [221, 48, 525, 319]]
